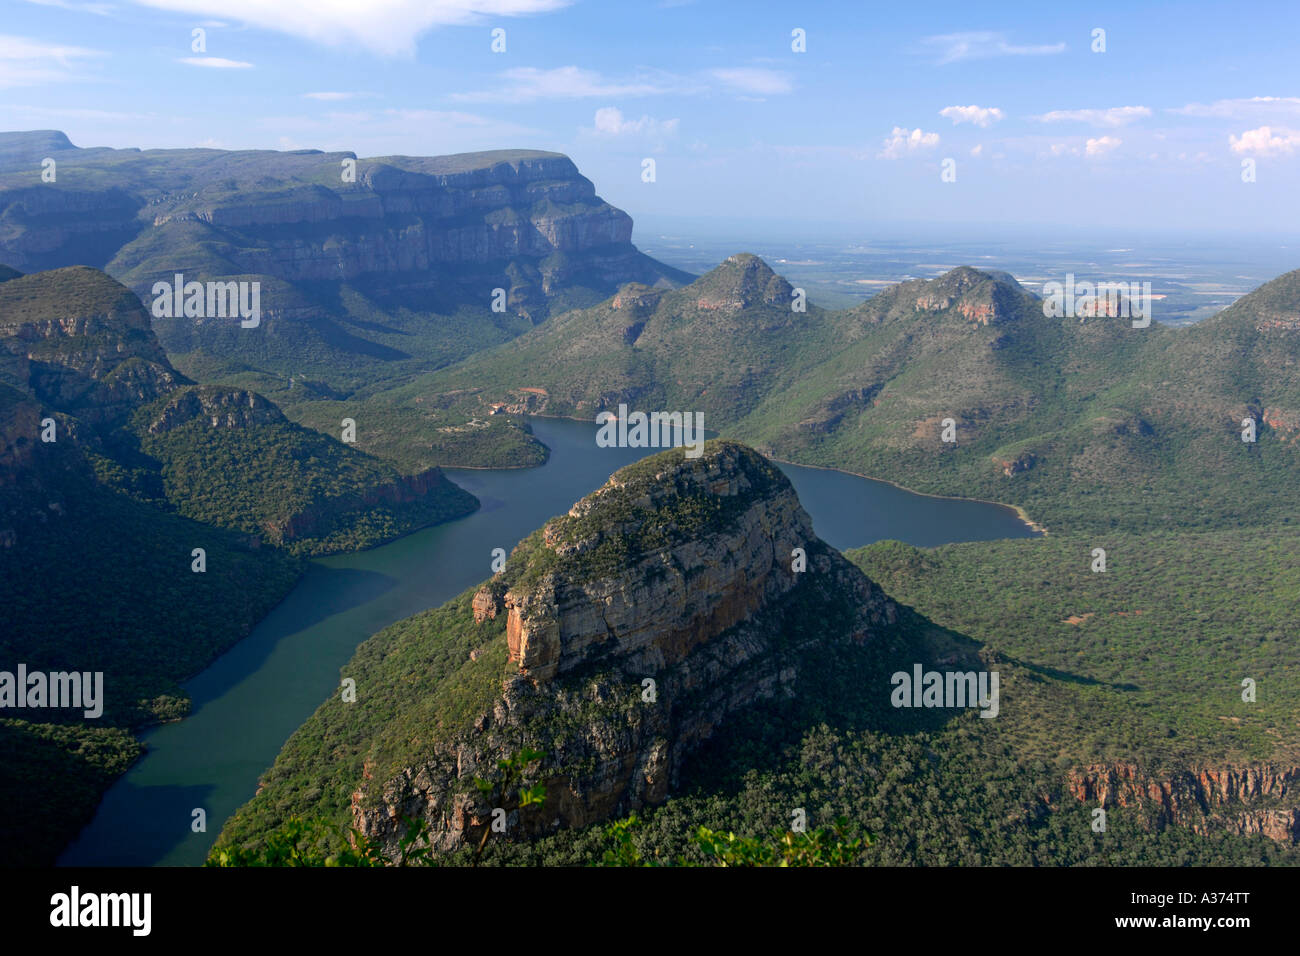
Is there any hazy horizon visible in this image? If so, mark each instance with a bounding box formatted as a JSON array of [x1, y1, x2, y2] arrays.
[[4, 0, 1300, 234]]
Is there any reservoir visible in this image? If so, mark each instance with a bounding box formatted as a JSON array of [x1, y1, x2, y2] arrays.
[[59, 417, 1035, 866]]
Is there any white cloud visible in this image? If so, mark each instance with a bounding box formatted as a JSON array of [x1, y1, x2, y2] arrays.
[[303, 91, 366, 101], [1042, 137, 1122, 159], [1085, 135, 1121, 157], [0, 33, 104, 87], [922, 31, 1064, 65], [1229, 125, 1300, 156], [589, 106, 678, 137], [709, 67, 791, 96], [126, 0, 569, 57], [939, 104, 1003, 127], [178, 56, 253, 68], [1034, 106, 1150, 126], [451, 66, 677, 103], [1171, 96, 1300, 119], [878, 126, 940, 159]]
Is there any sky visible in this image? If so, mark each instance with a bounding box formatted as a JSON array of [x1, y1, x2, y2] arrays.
[[2, 0, 1300, 236]]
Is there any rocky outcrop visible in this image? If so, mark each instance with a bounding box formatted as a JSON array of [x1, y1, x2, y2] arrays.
[[1262, 406, 1300, 442], [349, 441, 898, 857], [995, 451, 1037, 477], [472, 584, 505, 623], [504, 443, 823, 683], [1067, 762, 1300, 843], [913, 267, 1022, 326], [145, 385, 285, 434]]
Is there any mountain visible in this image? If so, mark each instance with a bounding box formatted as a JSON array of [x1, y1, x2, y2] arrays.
[[213, 440, 1300, 867], [0, 265, 477, 553], [0, 264, 474, 864], [0, 131, 692, 397], [396, 256, 1300, 534], [212, 440, 901, 860], [382, 253, 843, 420]]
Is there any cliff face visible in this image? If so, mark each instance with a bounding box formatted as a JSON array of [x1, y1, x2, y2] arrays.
[[348, 441, 898, 857], [503, 443, 823, 682], [1067, 762, 1300, 843], [152, 156, 641, 296], [911, 267, 1024, 327], [0, 133, 690, 321]]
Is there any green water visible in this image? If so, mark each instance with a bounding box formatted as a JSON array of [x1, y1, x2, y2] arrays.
[[59, 418, 1034, 866]]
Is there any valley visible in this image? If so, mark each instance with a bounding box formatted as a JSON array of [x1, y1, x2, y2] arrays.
[[1, 130, 1297, 870], [59, 417, 1033, 866]]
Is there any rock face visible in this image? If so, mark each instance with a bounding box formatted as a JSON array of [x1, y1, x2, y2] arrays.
[[472, 584, 505, 623], [0, 133, 690, 321], [506, 444, 823, 682], [995, 451, 1037, 477], [912, 266, 1022, 326], [1067, 763, 1300, 843], [145, 385, 285, 433], [350, 441, 898, 857]]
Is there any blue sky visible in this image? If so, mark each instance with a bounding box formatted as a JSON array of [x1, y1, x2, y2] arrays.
[[3, 0, 1300, 235]]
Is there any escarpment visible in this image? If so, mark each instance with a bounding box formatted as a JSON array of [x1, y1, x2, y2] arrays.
[[0, 133, 690, 321], [342, 441, 897, 856], [1067, 762, 1300, 844]]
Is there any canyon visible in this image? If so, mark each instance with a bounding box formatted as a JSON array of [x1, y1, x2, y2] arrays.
[[219, 440, 901, 859]]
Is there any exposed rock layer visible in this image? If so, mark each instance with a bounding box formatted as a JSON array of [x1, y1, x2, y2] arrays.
[[1068, 762, 1300, 843], [351, 441, 898, 856], [0, 134, 689, 319]]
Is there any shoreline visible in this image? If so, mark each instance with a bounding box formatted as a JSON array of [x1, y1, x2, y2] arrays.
[[441, 459, 543, 471], [765, 453, 1048, 537], [61, 408, 1044, 865], [521, 412, 1047, 536]]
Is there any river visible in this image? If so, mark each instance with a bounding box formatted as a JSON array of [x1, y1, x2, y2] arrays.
[[59, 417, 1034, 866]]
